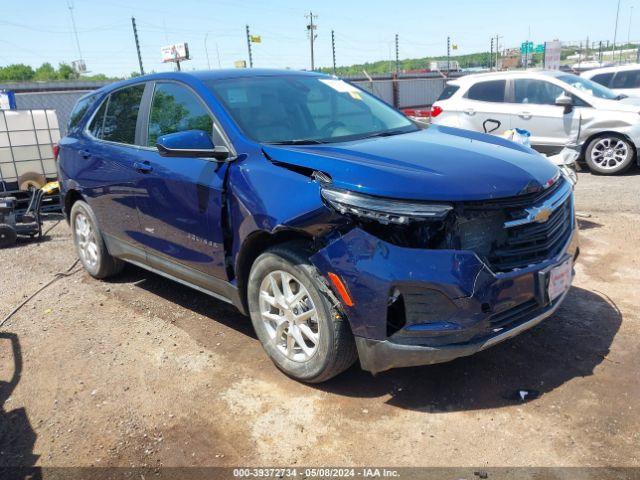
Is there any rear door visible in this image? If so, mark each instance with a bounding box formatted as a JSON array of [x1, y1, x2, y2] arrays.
[[76, 83, 147, 253], [508, 78, 580, 153], [133, 80, 231, 281], [456, 79, 512, 135]]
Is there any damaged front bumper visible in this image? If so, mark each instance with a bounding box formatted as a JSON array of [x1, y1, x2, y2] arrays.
[[310, 225, 579, 375]]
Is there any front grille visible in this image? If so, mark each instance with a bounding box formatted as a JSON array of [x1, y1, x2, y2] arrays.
[[454, 177, 574, 272], [490, 195, 573, 271]]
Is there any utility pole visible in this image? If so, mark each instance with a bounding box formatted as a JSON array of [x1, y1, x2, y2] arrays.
[[613, 0, 621, 64], [306, 12, 318, 70], [67, 1, 83, 62], [395, 34, 400, 75], [490, 37, 494, 70], [131, 17, 144, 75], [599, 40, 603, 63], [447, 36, 451, 73], [215, 43, 222, 68], [495, 34, 500, 70], [331, 30, 337, 74], [246, 25, 253, 68], [628, 6, 634, 63], [204, 33, 211, 70]]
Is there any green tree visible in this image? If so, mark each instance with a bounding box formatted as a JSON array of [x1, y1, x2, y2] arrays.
[[34, 62, 58, 81], [0, 64, 36, 82], [57, 63, 76, 80]]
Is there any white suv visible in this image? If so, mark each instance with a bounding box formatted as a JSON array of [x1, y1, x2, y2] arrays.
[[581, 64, 640, 97], [431, 70, 640, 174]]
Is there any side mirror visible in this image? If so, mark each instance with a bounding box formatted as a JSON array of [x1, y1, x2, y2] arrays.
[[555, 93, 573, 107], [156, 130, 230, 161]]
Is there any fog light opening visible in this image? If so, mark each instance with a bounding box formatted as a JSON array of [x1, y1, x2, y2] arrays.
[[387, 288, 406, 337]]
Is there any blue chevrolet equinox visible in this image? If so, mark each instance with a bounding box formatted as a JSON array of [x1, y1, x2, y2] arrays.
[[58, 69, 578, 382]]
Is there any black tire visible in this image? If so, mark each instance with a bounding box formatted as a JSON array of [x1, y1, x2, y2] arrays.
[[585, 134, 635, 175], [247, 242, 357, 383], [0, 224, 17, 248], [70, 200, 124, 279]]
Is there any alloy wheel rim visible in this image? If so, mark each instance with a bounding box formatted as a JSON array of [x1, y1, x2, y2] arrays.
[[258, 270, 320, 362], [592, 138, 628, 169], [74, 212, 99, 268]]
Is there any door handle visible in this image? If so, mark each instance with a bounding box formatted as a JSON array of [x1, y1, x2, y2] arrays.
[[518, 112, 532, 119], [133, 161, 153, 174], [80, 149, 91, 159], [463, 108, 475, 115]]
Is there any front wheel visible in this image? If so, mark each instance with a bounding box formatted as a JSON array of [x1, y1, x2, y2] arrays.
[[585, 135, 635, 174], [247, 243, 357, 383]]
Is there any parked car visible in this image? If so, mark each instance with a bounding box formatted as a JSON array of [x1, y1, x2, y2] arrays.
[[581, 64, 640, 97], [430, 70, 640, 174], [58, 70, 578, 382]]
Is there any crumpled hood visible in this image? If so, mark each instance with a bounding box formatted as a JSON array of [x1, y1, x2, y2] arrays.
[[262, 125, 558, 202]]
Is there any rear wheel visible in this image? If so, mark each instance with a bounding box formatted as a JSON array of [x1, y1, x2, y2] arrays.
[[70, 200, 124, 278], [247, 243, 357, 383], [585, 135, 634, 174]]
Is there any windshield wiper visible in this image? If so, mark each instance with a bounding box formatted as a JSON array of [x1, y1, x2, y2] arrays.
[[265, 139, 324, 145], [361, 128, 416, 140]]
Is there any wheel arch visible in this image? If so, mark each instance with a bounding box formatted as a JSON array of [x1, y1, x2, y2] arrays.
[[235, 228, 314, 315], [63, 189, 85, 222]]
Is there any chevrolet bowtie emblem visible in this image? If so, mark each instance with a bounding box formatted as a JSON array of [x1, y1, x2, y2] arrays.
[[533, 207, 553, 223]]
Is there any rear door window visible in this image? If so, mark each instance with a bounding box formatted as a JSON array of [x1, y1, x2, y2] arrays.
[[466, 80, 506, 102], [590, 72, 614, 87], [90, 84, 145, 144], [437, 84, 460, 101], [611, 70, 640, 89]]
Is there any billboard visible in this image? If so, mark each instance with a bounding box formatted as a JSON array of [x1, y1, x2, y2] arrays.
[[544, 41, 562, 70], [161, 43, 190, 63]]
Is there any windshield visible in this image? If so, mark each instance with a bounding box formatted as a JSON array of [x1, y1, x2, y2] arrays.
[[206, 76, 417, 144], [557, 74, 619, 100]]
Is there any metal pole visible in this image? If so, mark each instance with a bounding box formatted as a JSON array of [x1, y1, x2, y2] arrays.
[[495, 35, 499, 70], [599, 40, 603, 63], [331, 30, 337, 74], [447, 36, 450, 73], [306, 12, 317, 70], [67, 1, 83, 62], [395, 34, 400, 75], [490, 37, 494, 70], [215, 43, 221, 68], [613, 0, 621, 63], [204, 33, 211, 70], [628, 6, 634, 63], [246, 25, 253, 68], [131, 17, 144, 75]]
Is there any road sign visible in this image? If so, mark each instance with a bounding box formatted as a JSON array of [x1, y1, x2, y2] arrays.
[[521, 41, 534, 53], [250, 35, 261, 43]]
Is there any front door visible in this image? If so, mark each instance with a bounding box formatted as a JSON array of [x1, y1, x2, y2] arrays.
[[133, 81, 230, 281], [508, 78, 580, 154]]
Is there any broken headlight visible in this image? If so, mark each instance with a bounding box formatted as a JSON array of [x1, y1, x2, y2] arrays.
[[321, 186, 452, 225]]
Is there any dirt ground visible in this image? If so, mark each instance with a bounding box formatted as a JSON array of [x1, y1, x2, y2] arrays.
[[1, 170, 639, 471]]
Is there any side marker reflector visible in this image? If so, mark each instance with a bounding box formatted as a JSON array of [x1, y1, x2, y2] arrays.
[[327, 272, 354, 307]]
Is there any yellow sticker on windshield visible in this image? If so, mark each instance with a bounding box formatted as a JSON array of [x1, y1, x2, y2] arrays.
[[349, 91, 362, 100]]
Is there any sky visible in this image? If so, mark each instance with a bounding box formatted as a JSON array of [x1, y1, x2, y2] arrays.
[[0, 0, 637, 77]]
